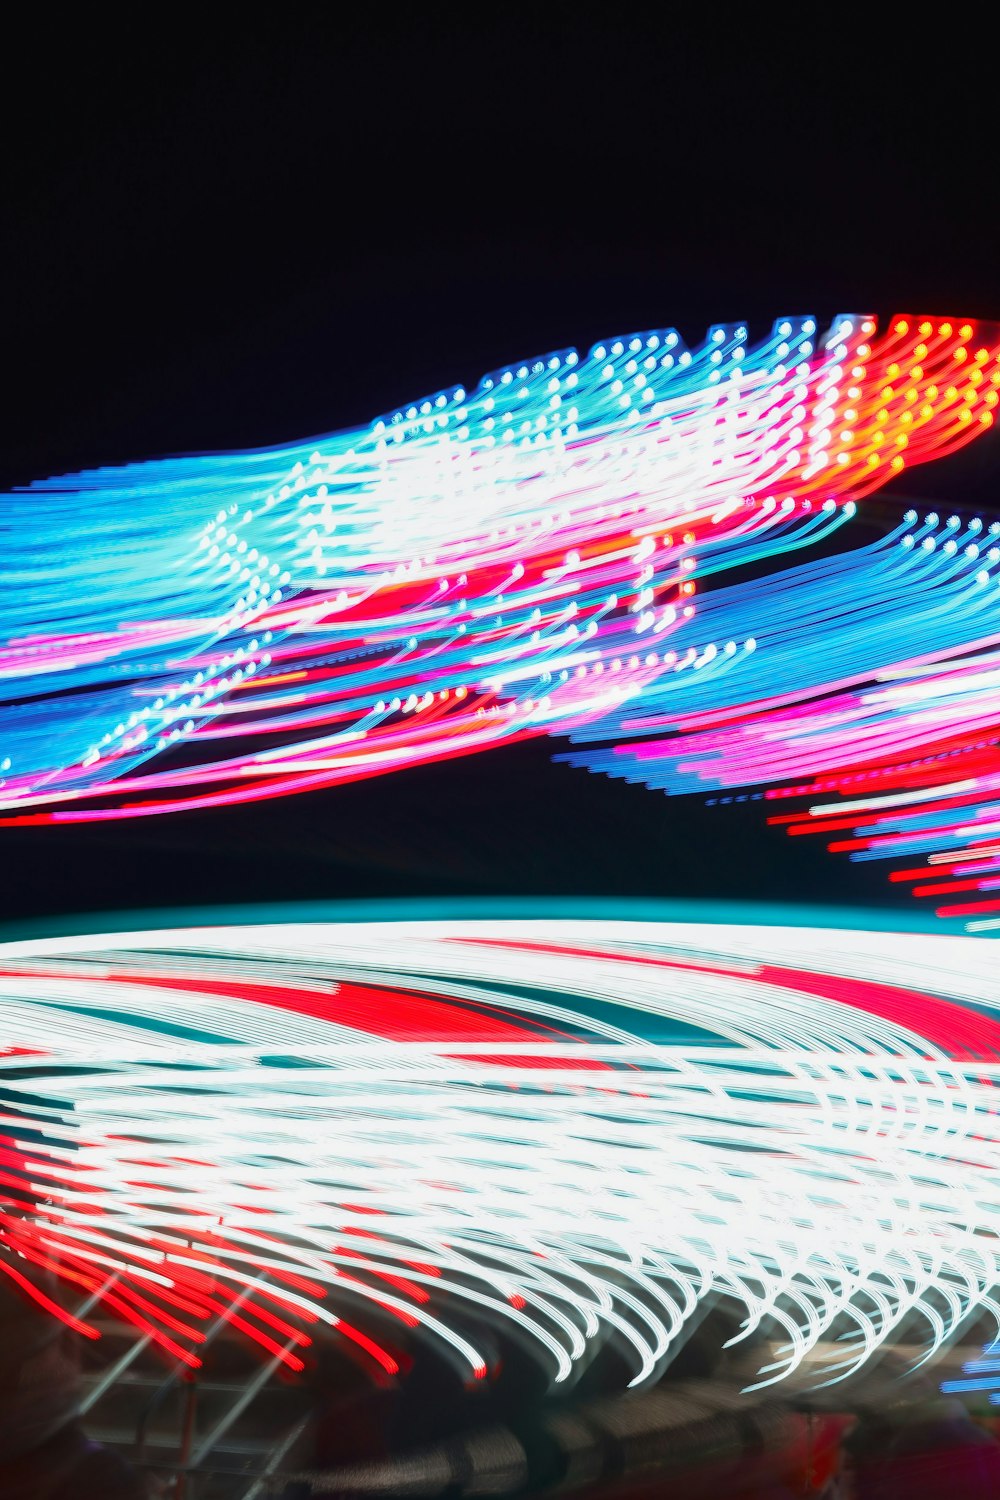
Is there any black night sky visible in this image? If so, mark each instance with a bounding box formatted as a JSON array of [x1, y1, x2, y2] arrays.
[[2, 14, 998, 927]]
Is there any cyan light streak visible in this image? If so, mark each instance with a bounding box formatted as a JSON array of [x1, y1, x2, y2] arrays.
[[561, 510, 1000, 773], [3, 313, 996, 821], [561, 505, 1000, 927], [943, 1341, 1000, 1403]]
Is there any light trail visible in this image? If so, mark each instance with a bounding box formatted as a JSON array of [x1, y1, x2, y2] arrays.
[[562, 507, 1000, 929], [2, 917, 999, 1392], [3, 313, 995, 822]]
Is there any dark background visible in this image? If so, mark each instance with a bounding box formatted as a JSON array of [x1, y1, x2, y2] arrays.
[[2, 12, 998, 924]]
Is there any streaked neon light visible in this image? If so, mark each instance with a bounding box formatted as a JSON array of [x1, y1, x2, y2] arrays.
[[3, 917, 1000, 1391], [942, 1339, 1000, 1404], [562, 506, 1000, 929], [3, 313, 996, 822]]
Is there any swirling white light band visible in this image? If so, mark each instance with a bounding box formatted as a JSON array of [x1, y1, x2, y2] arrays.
[[2, 917, 999, 1395]]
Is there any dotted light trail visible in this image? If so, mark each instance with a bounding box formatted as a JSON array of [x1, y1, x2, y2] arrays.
[[2, 313, 996, 822], [563, 505, 1000, 930], [2, 918, 1000, 1393]]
